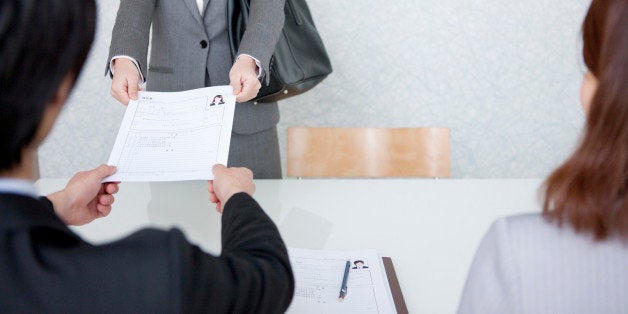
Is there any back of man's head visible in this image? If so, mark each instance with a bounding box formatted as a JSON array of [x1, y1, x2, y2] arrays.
[[0, 0, 96, 171]]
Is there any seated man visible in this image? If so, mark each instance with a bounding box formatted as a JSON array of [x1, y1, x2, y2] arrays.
[[0, 0, 294, 313]]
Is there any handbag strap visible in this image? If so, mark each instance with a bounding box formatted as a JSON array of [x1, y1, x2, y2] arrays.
[[239, 0, 250, 24], [227, 0, 250, 57]]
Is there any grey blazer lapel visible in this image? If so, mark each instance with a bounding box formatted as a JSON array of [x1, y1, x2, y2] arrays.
[[204, 0, 210, 12], [183, 0, 204, 27]]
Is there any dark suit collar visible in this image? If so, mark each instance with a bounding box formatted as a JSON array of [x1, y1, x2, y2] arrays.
[[0, 193, 78, 240]]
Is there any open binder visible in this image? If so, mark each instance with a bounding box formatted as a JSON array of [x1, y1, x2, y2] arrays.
[[382, 257, 409, 314], [287, 248, 408, 313]]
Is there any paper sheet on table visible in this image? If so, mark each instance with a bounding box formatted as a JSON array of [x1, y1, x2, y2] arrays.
[[287, 247, 397, 314], [104, 86, 235, 182]]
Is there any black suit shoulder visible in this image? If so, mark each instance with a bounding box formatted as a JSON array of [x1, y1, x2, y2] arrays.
[[0, 192, 294, 314], [178, 192, 295, 313]]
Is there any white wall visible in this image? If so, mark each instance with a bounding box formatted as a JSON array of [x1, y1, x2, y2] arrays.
[[39, 0, 591, 178]]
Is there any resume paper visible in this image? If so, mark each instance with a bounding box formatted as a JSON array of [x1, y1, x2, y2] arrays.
[[104, 86, 235, 182], [287, 248, 397, 314]]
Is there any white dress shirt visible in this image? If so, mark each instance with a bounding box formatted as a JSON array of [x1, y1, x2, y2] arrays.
[[0, 178, 38, 198], [196, 0, 204, 14]]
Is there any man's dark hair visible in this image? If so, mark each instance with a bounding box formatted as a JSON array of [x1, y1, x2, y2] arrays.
[[0, 0, 96, 171]]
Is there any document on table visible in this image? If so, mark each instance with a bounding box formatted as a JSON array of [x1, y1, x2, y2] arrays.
[[287, 247, 397, 314], [104, 86, 235, 182]]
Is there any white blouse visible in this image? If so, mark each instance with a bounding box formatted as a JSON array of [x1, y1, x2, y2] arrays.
[[196, 0, 204, 14]]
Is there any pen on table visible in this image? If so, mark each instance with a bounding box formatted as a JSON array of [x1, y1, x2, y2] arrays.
[[338, 260, 350, 301]]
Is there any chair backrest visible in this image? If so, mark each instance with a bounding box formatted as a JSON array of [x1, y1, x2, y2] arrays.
[[287, 127, 450, 178]]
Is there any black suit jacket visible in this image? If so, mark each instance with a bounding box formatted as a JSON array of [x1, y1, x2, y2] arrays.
[[0, 192, 294, 313]]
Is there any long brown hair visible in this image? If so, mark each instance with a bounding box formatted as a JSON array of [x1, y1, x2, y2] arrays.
[[542, 0, 628, 240]]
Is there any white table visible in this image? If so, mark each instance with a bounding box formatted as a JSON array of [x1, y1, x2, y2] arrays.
[[36, 178, 543, 313]]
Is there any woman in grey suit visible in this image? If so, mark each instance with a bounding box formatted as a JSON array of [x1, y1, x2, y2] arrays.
[[107, 0, 285, 179], [459, 0, 628, 313]]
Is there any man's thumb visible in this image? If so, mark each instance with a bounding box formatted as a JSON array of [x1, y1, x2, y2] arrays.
[[95, 164, 117, 178], [212, 164, 227, 177]]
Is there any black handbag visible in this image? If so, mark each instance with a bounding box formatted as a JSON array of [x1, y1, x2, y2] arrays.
[[227, 0, 332, 103]]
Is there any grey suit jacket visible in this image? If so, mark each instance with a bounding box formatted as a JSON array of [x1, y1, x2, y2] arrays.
[[107, 0, 285, 135], [458, 213, 628, 314]]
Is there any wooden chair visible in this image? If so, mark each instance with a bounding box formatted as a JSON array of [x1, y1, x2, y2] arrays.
[[287, 127, 450, 178]]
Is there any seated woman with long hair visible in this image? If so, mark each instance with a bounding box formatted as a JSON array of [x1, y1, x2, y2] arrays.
[[458, 0, 628, 312]]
